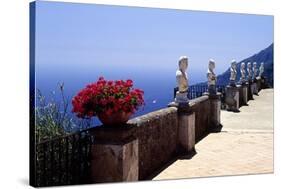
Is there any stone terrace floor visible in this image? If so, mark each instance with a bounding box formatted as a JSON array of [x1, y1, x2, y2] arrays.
[[153, 89, 273, 180]]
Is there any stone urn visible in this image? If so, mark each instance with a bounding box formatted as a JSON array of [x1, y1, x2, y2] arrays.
[[97, 111, 133, 126]]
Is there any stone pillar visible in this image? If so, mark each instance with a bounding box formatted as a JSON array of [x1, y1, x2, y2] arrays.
[[248, 80, 253, 100], [89, 126, 138, 183], [241, 83, 248, 105], [251, 82, 256, 96], [177, 103, 195, 154], [252, 79, 258, 95], [256, 77, 262, 92], [225, 85, 239, 112], [261, 76, 267, 89], [237, 85, 243, 107], [204, 92, 221, 128]]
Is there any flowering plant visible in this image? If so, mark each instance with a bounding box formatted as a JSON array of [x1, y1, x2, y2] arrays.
[[72, 77, 144, 119]]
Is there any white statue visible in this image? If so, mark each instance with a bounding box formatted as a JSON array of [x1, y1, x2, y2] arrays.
[[253, 62, 258, 80], [175, 56, 189, 103], [229, 60, 237, 86], [247, 62, 252, 81], [259, 62, 264, 77], [207, 59, 217, 95], [240, 62, 246, 84]]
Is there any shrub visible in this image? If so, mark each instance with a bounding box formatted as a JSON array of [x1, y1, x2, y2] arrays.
[[35, 83, 91, 143]]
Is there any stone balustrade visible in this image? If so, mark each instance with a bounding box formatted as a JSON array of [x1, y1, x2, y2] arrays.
[[225, 77, 266, 112], [88, 92, 222, 183], [87, 76, 268, 183]]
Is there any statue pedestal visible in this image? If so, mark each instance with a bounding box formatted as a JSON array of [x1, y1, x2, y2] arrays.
[[208, 85, 217, 96], [89, 126, 138, 183], [169, 102, 195, 154], [241, 83, 248, 105], [225, 85, 239, 112], [252, 79, 258, 95], [237, 85, 243, 107], [178, 106, 195, 154], [256, 77, 262, 92], [204, 92, 221, 129], [261, 76, 267, 89], [248, 80, 254, 100], [175, 91, 189, 103], [229, 80, 236, 87], [250, 82, 256, 96]]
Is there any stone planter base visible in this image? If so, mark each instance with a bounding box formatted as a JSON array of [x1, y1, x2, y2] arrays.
[[90, 139, 138, 183], [98, 112, 133, 126], [89, 126, 138, 183]]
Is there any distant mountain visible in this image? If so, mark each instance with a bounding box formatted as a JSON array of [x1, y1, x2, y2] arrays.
[[216, 43, 274, 87]]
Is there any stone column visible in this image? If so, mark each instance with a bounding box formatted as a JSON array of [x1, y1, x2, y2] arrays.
[[241, 83, 248, 105], [225, 85, 240, 112], [251, 82, 256, 96], [261, 76, 267, 89], [248, 80, 254, 100], [256, 77, 262, 92], [176, 103, 195, 154], [237, 85, 243, 107], [89, 126, 138, 183], [204, 92, 221, 129], [252, 79, 258, 95]]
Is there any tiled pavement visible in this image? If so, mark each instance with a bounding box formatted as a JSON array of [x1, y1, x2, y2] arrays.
[[153, 89, 273, 180]]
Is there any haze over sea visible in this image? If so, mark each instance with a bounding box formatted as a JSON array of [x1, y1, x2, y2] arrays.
[[34, 1, 273, 126]]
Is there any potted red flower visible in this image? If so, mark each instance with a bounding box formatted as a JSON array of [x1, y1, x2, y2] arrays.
[[72, 77, 144, 126]]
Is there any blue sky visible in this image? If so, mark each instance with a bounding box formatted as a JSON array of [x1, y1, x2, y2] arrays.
[[33, 0, 273, 118], [35, 0, 273, 89]]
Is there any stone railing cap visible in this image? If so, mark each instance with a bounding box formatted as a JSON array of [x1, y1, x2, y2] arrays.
[[128, 107, 177, 127], [189, 95, 209, 107]]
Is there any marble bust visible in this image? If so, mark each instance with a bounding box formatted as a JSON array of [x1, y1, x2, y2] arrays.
[[253, 62, 258, 80], [259, 62, 264, 77], [229, 60, 237, 87], [207, 59, 217, 95], [240, 62, 246, 84], [175, 56, 189, 103], [247, 62, 252, 81]]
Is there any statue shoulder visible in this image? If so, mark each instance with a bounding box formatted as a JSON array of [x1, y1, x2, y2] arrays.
[[176, 70, 182, 76]]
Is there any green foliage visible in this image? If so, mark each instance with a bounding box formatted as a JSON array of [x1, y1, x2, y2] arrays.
[[35, 83, 92, 143]]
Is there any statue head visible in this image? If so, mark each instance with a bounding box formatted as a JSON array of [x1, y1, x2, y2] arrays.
[[253, 62, 257, 68], [208, 59, 215, 70], [241, 62, 245, 69], [247, 62, 252, 69], [231, 60, 236, 69], [261, 62, 264, 67], [178, 56, 188, 72]]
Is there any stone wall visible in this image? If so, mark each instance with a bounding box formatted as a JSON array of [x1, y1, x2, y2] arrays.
[[128, 107, 178, 180]]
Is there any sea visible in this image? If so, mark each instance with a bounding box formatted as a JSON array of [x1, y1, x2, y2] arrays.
[[35, 68, 205, 128]]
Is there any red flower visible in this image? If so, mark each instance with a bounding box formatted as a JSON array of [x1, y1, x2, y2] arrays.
[[72, 77, 145, 119]]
